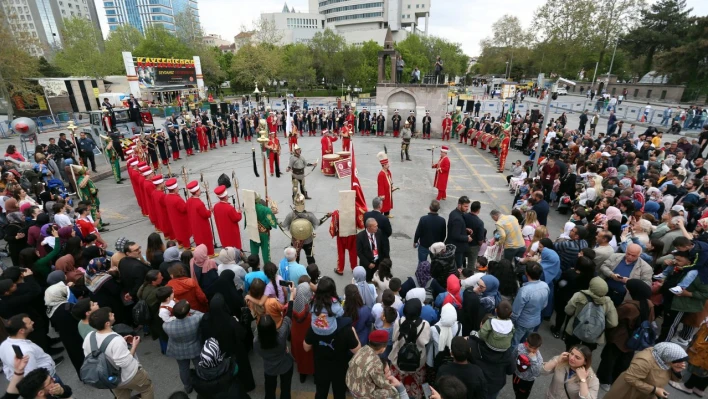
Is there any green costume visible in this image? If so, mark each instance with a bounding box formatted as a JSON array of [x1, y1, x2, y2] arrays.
[[248, 201, 278, 263], [102, 136, 121, 183], [452, 112, 462, 138], [76, 167, 103, 228]]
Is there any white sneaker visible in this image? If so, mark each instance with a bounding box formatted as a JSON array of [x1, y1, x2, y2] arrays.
[[670, 286, 684, 295], [653, 273, 666, 280], [669, 380, 692, 393], [600, 384, 611, 392]]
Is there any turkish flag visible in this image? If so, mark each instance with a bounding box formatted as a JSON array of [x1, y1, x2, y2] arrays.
[[140, 112, 153, 125], [350, 141, 367, 229]]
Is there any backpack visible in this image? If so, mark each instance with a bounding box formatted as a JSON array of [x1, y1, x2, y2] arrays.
[[80, 332, 122, 389], [571, 293, 606, 343], [397, 320, 424, 372], [432, 325, 455, 370], [625, 303, 656, 351], [132, 299, 151, 325]]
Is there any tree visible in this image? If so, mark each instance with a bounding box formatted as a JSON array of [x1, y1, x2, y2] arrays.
[[395, 34, 430, 80], [622, 0, 692, 75], [429, 36, 469, 80], [480, 15, 533, 49], [533, 0, 596, 44], [593, 0, 645, 67], [53, 17, 107, 77], [230, 44, 282, 90], [243, 16, 283, 46], [309, 29, 346, 87], [0, 8, 40, 119], [174, 9, 204, 49], [38, 57, 67, 77], [103, 25, 143, 75], [281, 43, 316, 89], [134, 25, 192, 59], [656, 16, 708, 101]]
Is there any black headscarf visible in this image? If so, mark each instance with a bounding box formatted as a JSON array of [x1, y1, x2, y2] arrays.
[[626, 278, 652, 322], [401, 298, 423, 340], [210, 270, 244, 319]]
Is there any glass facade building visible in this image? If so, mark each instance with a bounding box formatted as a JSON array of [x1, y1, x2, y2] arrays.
[[104, 0, 199, 33]]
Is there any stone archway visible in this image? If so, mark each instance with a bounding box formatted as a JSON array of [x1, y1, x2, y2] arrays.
[[386, 90, 416, 130]]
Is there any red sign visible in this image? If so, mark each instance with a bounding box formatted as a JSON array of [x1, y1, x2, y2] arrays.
[[335, 158, 352, 179]]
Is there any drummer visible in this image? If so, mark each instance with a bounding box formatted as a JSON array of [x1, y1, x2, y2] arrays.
[[320, 128, 338, 172], [287, 144, 316, 200]]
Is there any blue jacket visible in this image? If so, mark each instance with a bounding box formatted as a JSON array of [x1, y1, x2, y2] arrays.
[[511, 280, 550, 328]]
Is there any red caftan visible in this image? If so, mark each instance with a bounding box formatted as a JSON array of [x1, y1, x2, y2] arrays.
[[442, 118, 452, 141], [267, 115, 278, 133], [127, 168, 143, 215], [151, 189, 173, 240], [320, 135, 338, 171], [196, 126, 208, 150], [290, 306, 315, 375], [377, 169, 393, 213], [186, 197, 214, 256], [433, 155, 451, 201], [213, 201, 243, 250], [164, 192, 191, 249], [498, 135, 511, 171], [141, 178, 156, 226]]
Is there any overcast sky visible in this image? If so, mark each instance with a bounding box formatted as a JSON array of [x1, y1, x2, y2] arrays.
[[95, 0, 708, 57]]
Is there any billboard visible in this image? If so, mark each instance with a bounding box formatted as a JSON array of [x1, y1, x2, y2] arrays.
[[134, 57, 197, 87]]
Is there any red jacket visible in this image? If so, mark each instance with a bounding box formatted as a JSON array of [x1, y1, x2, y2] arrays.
[[167, 277, 209, 313], [213, 201, 242, 249], [164, 193, 191, 247]]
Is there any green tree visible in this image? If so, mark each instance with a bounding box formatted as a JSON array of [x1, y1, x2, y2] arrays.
[[621, 0, 692, 75], [103, 25, 144, 75], [53, 17, 107, 77], [281, 43, 316, 90], [593, 0, 645, 67], [309, 29, 346, 87], [656, 16, 708, 102], [395, 34, 430, 80], [429, 36, 469, 80], [0, 8, 40, 119], [174, 9, 204, 49], [341, 41, 381, 88], [38, 57, 67, 77], [230, 44, 282, 90], [134, 25, 192, 59]]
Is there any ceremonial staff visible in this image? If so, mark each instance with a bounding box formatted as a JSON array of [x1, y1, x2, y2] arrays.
[[180, 166, 189, 199], [200, 172, 220, 250], [427, 145, 437, 164], [256, 119, 269, 200], [66, 121, 84, 167], [231, 170, 241, 210]]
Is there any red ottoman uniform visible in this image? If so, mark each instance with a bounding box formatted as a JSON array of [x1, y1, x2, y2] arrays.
[[376, 153, 393, 214], [320, 132, 338, 172], [164, 179, 192, 249], [186, 181, 215, 256], [432, 148, 451, 201], [441, 114, 452, 141], [330, 210, 357, 274], [150, 175, 173, 240], [213, 185, 243, 250]]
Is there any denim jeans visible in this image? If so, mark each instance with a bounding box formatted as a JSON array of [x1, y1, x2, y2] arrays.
[[512, 324, 539, 347], [417, 246, 430, 263]]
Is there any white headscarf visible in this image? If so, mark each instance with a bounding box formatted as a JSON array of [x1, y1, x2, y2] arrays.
[[559, 222, 575, 240], [405, 288, 426, 303], [44, 282, 69, 318], [461, 273, 485, 290], [436, 304, 458, 352]]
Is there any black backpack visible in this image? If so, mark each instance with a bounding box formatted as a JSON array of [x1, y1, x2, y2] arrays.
[[132, 299, 151, 325], [217, 173, 231, 188], [397, 320, 424, 372], [80, 332, 122, 389]]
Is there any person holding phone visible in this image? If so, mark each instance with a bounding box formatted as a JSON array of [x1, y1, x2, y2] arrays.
[[603, 343, 687, 399], [0, 314, 60, 383], [542, 345, 599, 399]]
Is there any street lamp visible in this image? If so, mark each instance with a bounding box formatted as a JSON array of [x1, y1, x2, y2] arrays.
[[505, 62, 509, 80]]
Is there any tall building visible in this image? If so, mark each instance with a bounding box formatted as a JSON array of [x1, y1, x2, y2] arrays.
[[203, 33, 230, 47], [261, 3, 325, 45], [0, 0, 102, 57], [309, 0, 431, 45], [103, 0, 200, 34]]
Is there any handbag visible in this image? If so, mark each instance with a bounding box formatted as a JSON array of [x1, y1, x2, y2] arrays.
[[483, 239, 503, 262]]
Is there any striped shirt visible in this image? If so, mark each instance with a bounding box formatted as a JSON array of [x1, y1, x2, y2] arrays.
[[496, 215, 525, 249]]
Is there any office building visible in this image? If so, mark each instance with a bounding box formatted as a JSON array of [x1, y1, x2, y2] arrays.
[[0, 0, 102, 57], [103, 0, 200, 34], [261, 3, 325, 45], [203, 33, 231, 47]]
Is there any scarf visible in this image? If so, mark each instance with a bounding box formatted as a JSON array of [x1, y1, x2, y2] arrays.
[[606, 167, 618, 178], [217, 247, 238, 265], [442, 274, 462, 307], [198, 338, 225, 369], [7, 211, 23, 224], [480, 275, 501, 306], [559, 222, 575, 240], [353, 266, 376, 308], [406, 288, 426, 303], [45, 282, 69, 318], [415, 261, 432, 287], [293, 281, 313, 314], [85, 257, 112, 293], [190, 244, 218, 279], [436, 304, 458, 351], [626, 278, 652, 322], [606, 206, 622, 222], [164, 246, 181, 262], [651, 342, 688, 370]]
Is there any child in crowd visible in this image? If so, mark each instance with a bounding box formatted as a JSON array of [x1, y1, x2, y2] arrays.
[[655, 238, 708, 295], [389, 278, 404, 311], [381, 306, 398, 358], [157, 286, 175, 323], [372, 289, 395, 330], [247, 254, 261, 271], [479, 300, 515, 351], [512, 333, 544, 399]]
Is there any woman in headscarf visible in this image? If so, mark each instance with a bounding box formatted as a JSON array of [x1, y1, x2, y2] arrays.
[[558, 221, 576, 241], [388, 298, 431, 398], [216, 247, 246, 290], [191, 338, 242, 398], [405, 287, 439, 324], [26, 213, 49, 257], [475, 275, 502, 314], [199, 293, 256, 393], [633, 185, 645, 211], [434, 274, 462, 309], [190, 244, 219, 297], [604, 343, 687, 399], [209, 269, 244, 320], [54, 236, 84, 284], [17, 226, 61, 286], [159, 246, 181, 284], [617, 164, 629, 180], [291, 281, 315, 383], [399, 261, 445, 301], [426, 303, 462, 383], [111, 236, 129, 269], [44, 281, 84, 374], [606, 206, 623, 223], [4, 198, 27, 266], [598, 279, 655, 389], [352, 265, 376, 309]]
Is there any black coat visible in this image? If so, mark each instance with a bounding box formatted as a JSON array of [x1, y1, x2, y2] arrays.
[[362, 211, 392, 238], [446, 209, 469, 253], [356, 230, 390, 268], [118, 257, 151, 301], [414, 212, 447, 248]]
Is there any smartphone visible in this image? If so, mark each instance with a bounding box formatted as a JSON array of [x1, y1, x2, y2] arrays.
[[279, 280, 293, 287], [124, 336, 134, 345], [422, 383, 433, 399], [12, 345, 23, 359]]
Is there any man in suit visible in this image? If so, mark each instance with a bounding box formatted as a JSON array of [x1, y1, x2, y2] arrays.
[[446, 196, 472, 268], [363, 197, 392, 238], [356, 218, 390, 282], [413, 200, 446, 262]]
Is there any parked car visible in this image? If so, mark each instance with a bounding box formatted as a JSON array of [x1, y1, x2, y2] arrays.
[[556, 88, 568, 95]]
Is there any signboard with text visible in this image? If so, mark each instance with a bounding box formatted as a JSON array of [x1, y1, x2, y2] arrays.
[[334, 158, 352, 179], [133, 57, 197, 87]]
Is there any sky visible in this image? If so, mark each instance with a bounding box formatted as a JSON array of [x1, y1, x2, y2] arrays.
[[94, 0, 708, 57]]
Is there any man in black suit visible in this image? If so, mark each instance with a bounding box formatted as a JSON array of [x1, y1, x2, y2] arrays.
[[363, 197, 392, 238], [446, 196, 472, 268], [356, 217, 390, 282], [413, 199, 446, 262]]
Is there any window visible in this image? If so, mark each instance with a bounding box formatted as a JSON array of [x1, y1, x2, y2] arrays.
[[103, 1, 114, 5], [23, 6, 27, 11], [402, 14, 405, 18], [416, 4, 419, 7], [70, 10, 74, 15], [611, 87, 616, 95], [633, 89, 639, 97], [421, 3, 424, 8], [68, 3, 72, 7], [61, 9, 65, 14], [407, 4, 410, 8], [77, 11, 81, 16], [407, 14, 410, 18], [661, 90, 667, 100], [109, 25, 117, 30], [105, 9, 115, 14], [84, 6, 87, 11], [59, 1, 63, 4], [646, 90, 652, 98]]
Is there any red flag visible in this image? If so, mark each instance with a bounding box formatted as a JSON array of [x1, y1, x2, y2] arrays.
[[140, 111, 153, 125], [350, 141, 367, 229]]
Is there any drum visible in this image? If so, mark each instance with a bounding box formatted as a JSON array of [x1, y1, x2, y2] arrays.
[[323, 154, 340, 176], [481, 133, 491, 145], [474, 130, 484, 141], [337, 151, 351, 159]]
